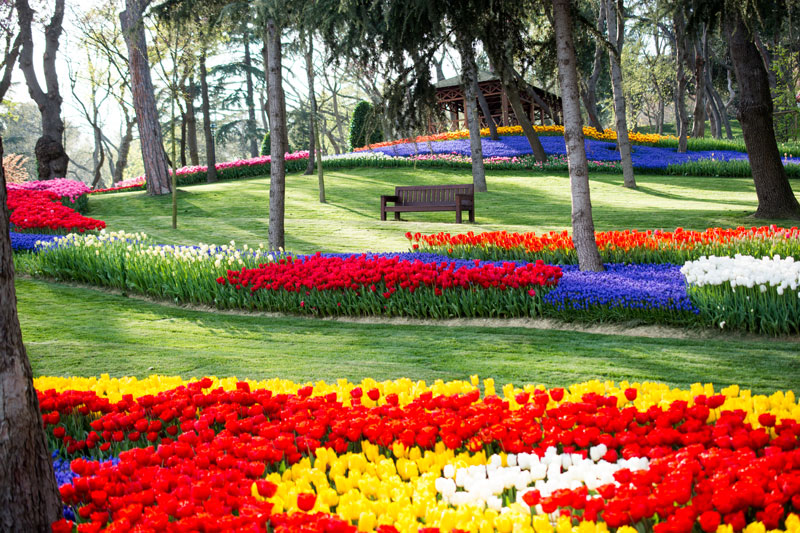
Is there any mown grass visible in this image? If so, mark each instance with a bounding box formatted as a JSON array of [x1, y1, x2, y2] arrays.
[[86, 168, 800, 253], [19, 167, 800, 391], [17, 278, 800, 394]]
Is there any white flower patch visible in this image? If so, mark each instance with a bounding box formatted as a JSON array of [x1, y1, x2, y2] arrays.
[[322, 151, 398, 161], [681, 254, 800, 294], [434, 446, 649, 512]]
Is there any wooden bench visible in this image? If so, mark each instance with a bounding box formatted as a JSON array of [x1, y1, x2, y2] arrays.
[[381, 184, 475, 223]]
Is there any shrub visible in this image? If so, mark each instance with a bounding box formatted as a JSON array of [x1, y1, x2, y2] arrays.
[[260, 131, 270, 156], [349, 101, 383, 150]]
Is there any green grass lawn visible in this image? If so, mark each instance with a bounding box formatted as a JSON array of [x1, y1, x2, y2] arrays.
[[19, 167, 800, 392], [17, 278, 800, 394], [86, 168, 800, 253]]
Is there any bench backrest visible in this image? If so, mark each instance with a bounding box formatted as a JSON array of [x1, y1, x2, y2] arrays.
[[395, 184, 473, 206]]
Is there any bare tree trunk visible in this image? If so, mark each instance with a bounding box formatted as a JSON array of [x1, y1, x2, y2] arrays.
[[120, 0, 171, 195], [91, 125, 105, 188], [16, 0, 68, 180], [266, 18, 287, 250], [674, 9, 689, 153], [726, 14, 800, 219], [179, 112, 187, 166], [243, 31, 259, 159], [691, 30, 707, 138], [458, 33, 487, 193], [475, 80, 499, 140], [504, 70, 547, 162], [0, 136, 63, 532], [605, 0, 636, 188], [707, 65, 734, 139], [185, 77, 199, 166], [581, 0, 606, 132], [114, 116, 135, 184], [553, 0, 604, 272], [199, 51, 217, 183], [331, 91, 346, 150], [304, 33, 317, 176]]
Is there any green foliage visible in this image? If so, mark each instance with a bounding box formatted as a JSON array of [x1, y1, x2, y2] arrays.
[[687, 284, 800, 335], [260, 131, 270, 156], [349, 101, 383, 150]]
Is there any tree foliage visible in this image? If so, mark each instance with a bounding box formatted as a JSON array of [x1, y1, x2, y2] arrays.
[[348, 100, 383, 150]]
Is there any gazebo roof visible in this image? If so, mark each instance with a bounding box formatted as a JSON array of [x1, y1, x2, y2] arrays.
[[434, 71, 498, 89]]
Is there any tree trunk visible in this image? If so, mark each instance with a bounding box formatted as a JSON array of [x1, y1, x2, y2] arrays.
[[552, 0, 604, 272], [458, 33, 488, 193], [185, 78, 199, 166], [581, 0, 606, 132], [243, 31, 259, 159], [605, 0, 636, 189], [113, 116, 135, 184], [691, 32, 707, 138], [331, 91, 346, 150], [266, 18, 287, 250], [674, 9, 689, 153], [504, 70, 547, 162], [316, 110, 325, 203], [199, 51, 217, 183], [120, 0, 171, 195], [475, 80, 499, 140], [0, 136, 63, 532], [91, 125, 105, 189], [16, 0, 68, 180], [726, 13, 800, 219], [707, 66, 734, 139], [304, 33, 317, 176], [179, 112, 187, 167]]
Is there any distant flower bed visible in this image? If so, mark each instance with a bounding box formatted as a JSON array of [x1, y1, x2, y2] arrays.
[[407, 226, 800, 265], [37, 375, 800, 533], [90, 152, 311, 195], [7, 188, 104, 234], [354, 124, 675, 151], [7, 178, 91, 203], [357, 135, 800, 174], [10, 231, 61, 252]]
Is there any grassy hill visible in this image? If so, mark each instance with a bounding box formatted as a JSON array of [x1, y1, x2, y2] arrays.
[[18, 168, 800, 393]]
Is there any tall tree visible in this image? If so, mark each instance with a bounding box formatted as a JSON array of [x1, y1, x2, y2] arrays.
[[303, 30, 317, 176], [580, 0, 606, 132], [243, 27, 260, 159], [15, 0, 68, 180], [266, 16, 287, 250], [198, 48, 217, 182], [725, 10, 800, 218], [456, 31, 487, 192], [120, 0, 172, 195], [0, 4, 61, 519], [605, 0, 636, 188], [552, 0, 604, 271], [673, 7, 689, 152]]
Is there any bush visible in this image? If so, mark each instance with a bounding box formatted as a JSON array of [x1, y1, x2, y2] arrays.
[[349, 101, 383, 150], [260, 131, 270, 156]]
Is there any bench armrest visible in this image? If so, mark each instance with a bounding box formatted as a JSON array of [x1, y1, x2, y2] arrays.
[[455, 194, 473, 206], [381, 195, 400, 205]]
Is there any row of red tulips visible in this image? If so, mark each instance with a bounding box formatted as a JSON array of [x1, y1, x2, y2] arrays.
[[7, 188, 105, 234]]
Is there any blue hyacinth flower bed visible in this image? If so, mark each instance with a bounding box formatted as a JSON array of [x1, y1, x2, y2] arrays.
[[11, 232, 62, 252], [368, 135, 800, 170]]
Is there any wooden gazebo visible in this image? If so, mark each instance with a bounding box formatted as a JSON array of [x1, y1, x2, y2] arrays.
[[430, 71, 562, 133]]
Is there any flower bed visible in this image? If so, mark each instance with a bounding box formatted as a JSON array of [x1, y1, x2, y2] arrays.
[[37, 375, 800, 532], [90, 152, 311, 195], [10, 231, 62, 252], [407, 226, 800, 265], [681, 255, 800, 335], [216, 254, 562, 318], [7, 188, 105, 234], [8, 178, 91, 209]]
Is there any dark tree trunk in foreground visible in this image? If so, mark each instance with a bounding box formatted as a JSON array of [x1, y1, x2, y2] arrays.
[[552, 0, 604, 271], [605, 0, 635, 189], [243, 32, 259, 159], [16, 0, 69, 180], [266, 18, 287, 250], [199, 51, 217, 183], [457, 33, 487, 193], [674, 9, 689, 153], [185, 77, 200, 166], [475, 80, 499, 140], [0, 136, 62, 532], [726, 14, 800, 219], [121, 0, 171, 195]]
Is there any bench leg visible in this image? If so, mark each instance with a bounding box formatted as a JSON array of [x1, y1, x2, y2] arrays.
[[394, 212, 400, 221], [469, 209, 475, 223], [381, 208, 387, 221], [455, 206, 462, 224]]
